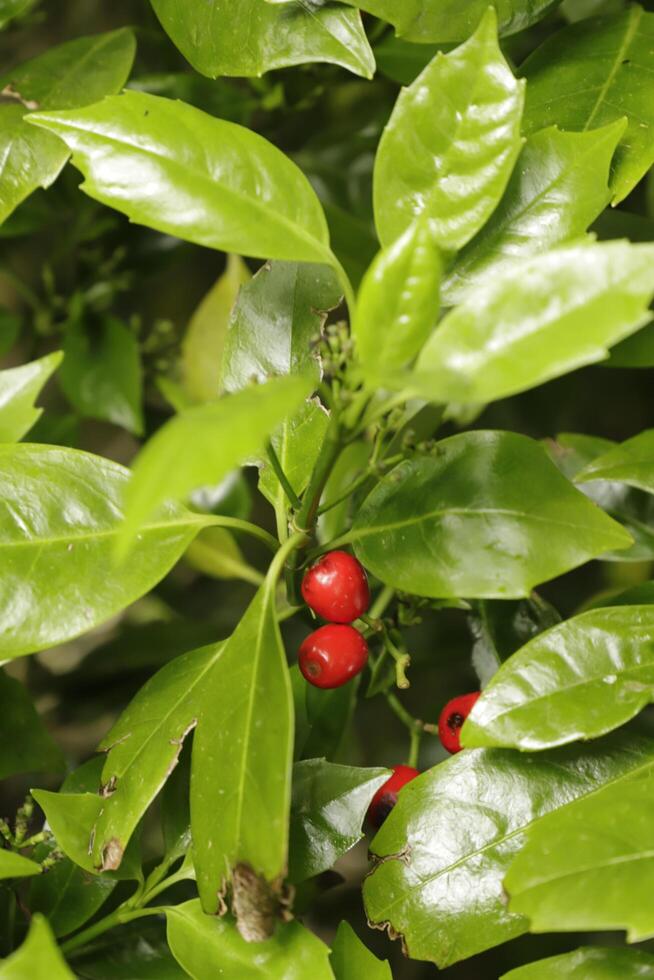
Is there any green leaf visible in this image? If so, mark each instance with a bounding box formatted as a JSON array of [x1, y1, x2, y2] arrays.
[[463, 605, 654, 751], [191, 576, 293, 917], [0, 0, 33, 28], [548, 433, 654, 563], [443, 122, 625, 306], [26, 91, 333, 266], [0, 444, 208, 658], [74, 933, 188, 980], [469, 594, 561, 687], [59, 315, 143, 435], [373, 10, 524, 250], [413, 241, 654, 405], [330, 921, 392, 980], [150, 0, 375, 79], [30, 764, 117, 937], [0, 851, 40, 880], [185, 526, 263, 586], [354, 220, 442, 376], [506, 777, 654, 941], [0, 352, 61, 442], [577, 429, 654, 493], [182, 255, 251, 404], [90, 643, 224, 871], [120, 374, 312, 552], [339, 0, 559, 42], [0, 29, 135, 225], [260, 400, 329, 512], [501, 947, 654, 979], [32, 790, 104, 874], [0, 670, 64, 779], [288, 759, 388, 882], [220, 260, 338, 511], [291, 665, 359, 761], [363, 731, 654, 967], [167, 901, 332, 979], [221, 262, 338, 393], [350, 431, 631, 599], [522, 5, 654, 203], [0, 915, 74, 978], [374, 35, 441, 85]]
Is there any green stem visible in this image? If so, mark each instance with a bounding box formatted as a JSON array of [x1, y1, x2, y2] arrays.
[[370, 585, 395, 620], [205, 515, 278, 554], [266, 442, 302, 510], [408, 725, 422, 769], [62, 906, 166, 956], [386, 692, 423, 769]]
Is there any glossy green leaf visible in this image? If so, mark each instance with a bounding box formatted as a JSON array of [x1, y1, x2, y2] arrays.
[[30, 763, 116, 937], [374, 35, 441, 85], [506, 778, 654, 941], [0, 444, 208, 658], [501, 947, 654, 979], [91, 643, 224, 871], [0, 29, 135, 225], [74, 934, 188, 980], [548, 432, 654, 563], [340, 0, 559, 42], [0, 670, 63, 779], [220, 260, 337, 510], [221, 262, 337, 393], [33, 790, 104, 874], [120, 374, 312, 551], [350, 431, 631, 599], [0, 851, 40, 880], [185, 526, 262, 586], [469, 594, 561, 687], [191, 575, 293, 917], [260, 400, 329, 512], [577, 429, 654, 493], [288, 759, 388, 882], [0, 352, 61, 442], [33, 758, 143, 880], [59, 315, 143, 434], [463, 605, 654, 750], [167, 900, 332, 979], [443, 123, 625, 306], [182, 255, 250, 404], [0, 915, 74, 979], [330, 921, 392, 980], [373, 10, 524, 250], [26, 91, 333, 266], [292, 665, 359, 762], [414, 241, 654, 405], [363, 731, 654, 967], [150, 0, 374, 79], [354, 220, 442, 375], [522, 5, 654, 203]]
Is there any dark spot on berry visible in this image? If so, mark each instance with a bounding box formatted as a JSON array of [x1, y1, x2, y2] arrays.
[[375, 793, 397, 826], [306, 661, 321, 678], [447, 712, 465, 732]]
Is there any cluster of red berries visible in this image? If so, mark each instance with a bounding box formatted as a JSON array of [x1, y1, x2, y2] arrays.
[[299, 550, 371, 689], [297, 552, 482, 828]]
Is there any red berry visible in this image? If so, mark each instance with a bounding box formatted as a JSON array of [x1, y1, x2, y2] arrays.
[[301, 550, 370, 624], [438, 692, 481, 754], [367, 765, 420, 829], [299, 624, 368, 689]]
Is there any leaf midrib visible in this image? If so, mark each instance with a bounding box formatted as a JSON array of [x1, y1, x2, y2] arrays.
[[585, 5, 642, 130], [352, 506, 622, 542]]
